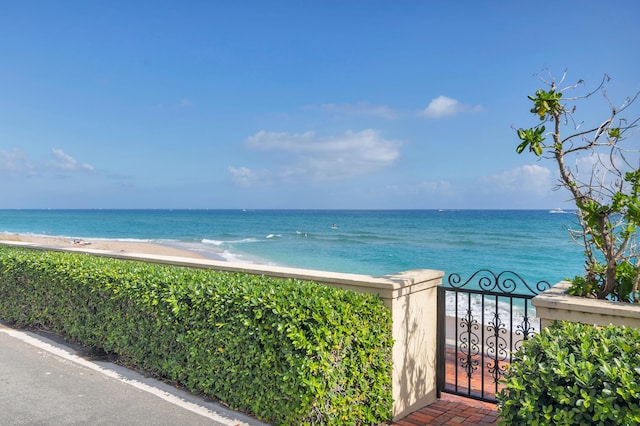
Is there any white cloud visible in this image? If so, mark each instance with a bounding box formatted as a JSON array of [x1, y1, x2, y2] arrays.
[[52, 149, 77, 170], [420, 96, 484, 118], [241, 129, 402, 182], [321, 102, 397, 119], [414, 180, 455, 195], [567, 151, 640, 200], [1, 148, 95, 177], [0, 148, 34, 175], [483, 164, 552, 195], [227, 166, 269, 187], [51, 149, 95, 172]]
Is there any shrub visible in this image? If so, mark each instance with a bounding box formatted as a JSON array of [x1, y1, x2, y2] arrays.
[[0, 246, 393, 425], [497, 321, 640, 425]]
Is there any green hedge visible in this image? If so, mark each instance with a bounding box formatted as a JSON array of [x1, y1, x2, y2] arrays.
[[0, 246, 393, 425], [497, 321, 640, 425]]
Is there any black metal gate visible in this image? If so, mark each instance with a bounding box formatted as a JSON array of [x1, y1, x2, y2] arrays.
[[436, 270, 550, 402]]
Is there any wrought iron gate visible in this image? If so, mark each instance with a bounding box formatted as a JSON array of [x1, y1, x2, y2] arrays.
[[436, 270, 550, 402]]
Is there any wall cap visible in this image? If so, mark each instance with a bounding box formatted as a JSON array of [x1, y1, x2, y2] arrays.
[[0, 240, 443, 300], [533, 281, 640, 320]]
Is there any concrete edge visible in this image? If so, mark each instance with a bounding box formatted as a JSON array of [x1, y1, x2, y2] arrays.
[[0, 239, 444, 299], [0, 321, 269, 426], [533, 281, 640, 319]]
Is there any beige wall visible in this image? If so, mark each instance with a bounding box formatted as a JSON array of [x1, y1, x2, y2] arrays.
[[533, 281, 640, 329], [386, 270, 442, 419], [0, 241, 443, 421]]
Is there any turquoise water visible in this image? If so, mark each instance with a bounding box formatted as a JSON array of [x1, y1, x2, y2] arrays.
[[0, 209, 584, 286]]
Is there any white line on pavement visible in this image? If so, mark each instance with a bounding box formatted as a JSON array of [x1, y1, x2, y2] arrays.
[[0, 324, 265, 426]]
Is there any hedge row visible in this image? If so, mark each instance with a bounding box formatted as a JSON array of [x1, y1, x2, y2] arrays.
[[0, 246, 393, 425], [498, 321, 640, 425]]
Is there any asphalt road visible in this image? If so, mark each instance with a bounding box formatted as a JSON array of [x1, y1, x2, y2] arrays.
[[0, 323, 268, 426]]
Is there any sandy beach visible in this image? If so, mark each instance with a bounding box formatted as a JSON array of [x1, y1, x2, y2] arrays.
[[1, 233, 538, 349], [0, 233, 209, 260]]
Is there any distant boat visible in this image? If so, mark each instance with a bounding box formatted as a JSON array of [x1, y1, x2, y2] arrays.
[[549, 208, 566, 214]]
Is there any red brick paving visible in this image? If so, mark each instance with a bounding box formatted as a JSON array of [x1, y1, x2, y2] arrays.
[[442, 345, 509, 400], [391, 347, 502, 425], [392, 394, 498, 425]]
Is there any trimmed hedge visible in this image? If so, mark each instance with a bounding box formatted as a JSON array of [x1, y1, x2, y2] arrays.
[[497, 321, 640, 425], [0, 246, 393, 425]]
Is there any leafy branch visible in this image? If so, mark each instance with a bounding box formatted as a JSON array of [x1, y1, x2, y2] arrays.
[[516, 71, 640, 301]]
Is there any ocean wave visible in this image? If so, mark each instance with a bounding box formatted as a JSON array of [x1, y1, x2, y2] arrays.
[[0, 209, 585, 282], [445, 292, 539, 333], [93, 237, 158, 243], [219, 250, 250, 263], [201, 237, 259, 246]]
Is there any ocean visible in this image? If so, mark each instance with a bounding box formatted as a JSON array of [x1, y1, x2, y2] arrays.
[[0, 209, 584, 288]]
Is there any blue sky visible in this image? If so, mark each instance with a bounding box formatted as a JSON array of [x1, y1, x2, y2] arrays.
[[1, 1, 639, 209]]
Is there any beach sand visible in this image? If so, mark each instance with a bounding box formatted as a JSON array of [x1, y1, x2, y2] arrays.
[[0, 233, 208, 260], [1, 233, 538, 346]]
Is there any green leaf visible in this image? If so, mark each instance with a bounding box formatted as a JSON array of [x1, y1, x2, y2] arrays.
[[516, 141, 529, 154], [0, 246, 394, 425], [497, 322, 640, 424], [608, 127, 621, 138], [533, 144, 543, 156]]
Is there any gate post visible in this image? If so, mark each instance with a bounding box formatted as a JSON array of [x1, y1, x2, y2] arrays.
[[383, 269, 444, 420], [436, 285, 446, 399]]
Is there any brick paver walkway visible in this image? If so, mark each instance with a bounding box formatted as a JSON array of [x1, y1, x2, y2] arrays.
[[392, 394, 498, 425], [392, 346, 502, 425]]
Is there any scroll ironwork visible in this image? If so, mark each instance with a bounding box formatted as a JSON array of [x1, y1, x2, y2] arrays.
[[437, 270, 550, 403]]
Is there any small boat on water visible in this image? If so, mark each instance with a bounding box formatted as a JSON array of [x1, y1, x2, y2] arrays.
[[549, 208, 566, 214]]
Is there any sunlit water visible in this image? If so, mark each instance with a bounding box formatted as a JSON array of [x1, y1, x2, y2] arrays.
[[0, 209, 583, 286]]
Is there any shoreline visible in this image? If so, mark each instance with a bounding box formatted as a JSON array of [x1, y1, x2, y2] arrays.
[[0, 233, 213, 261], [1, 232, 540, 351]]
